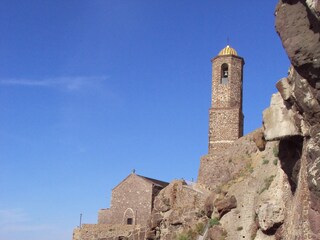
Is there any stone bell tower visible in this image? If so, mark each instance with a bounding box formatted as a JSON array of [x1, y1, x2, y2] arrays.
[[208, 45, 244, 154]]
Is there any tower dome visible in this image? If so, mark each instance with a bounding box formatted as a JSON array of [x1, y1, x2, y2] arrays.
[[218, 45, 238, 56]]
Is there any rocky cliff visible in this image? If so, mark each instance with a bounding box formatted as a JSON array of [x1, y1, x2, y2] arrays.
[[73, 1, 320, 239], [146, 0, 320, 239], [271, 0, 320, 238], [147, 131, 286, 240]]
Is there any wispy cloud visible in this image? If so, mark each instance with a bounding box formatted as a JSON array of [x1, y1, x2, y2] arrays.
[[0, 209, 28, 224], [0, 76, 108, 91], [0, 208, 54, 233]]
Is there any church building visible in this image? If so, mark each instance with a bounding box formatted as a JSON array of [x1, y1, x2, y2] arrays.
[[98, 172, 169, 226]]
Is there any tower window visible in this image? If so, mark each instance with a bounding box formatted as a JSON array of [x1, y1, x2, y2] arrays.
[[221, 63, 229, 84], [127, 218, 133, 225]]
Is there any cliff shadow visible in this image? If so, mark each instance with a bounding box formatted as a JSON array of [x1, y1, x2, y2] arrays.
[[278, 136, 304, 194]]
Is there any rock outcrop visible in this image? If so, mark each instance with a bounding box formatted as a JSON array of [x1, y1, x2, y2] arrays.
[[198, 131, 258, 190], [146, 180, 210, 240], [148, 135, 288, 240], [170, 1, 320, 238], [265, 0, 320, 238], [263, 92, 301, 140], [72, 1, 320, 239], [275, 0, 320, 85]]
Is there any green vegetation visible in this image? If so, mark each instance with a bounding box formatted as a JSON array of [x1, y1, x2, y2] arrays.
[[259, 175, 276, 194], [175, 229, 197, 240], [262, 159, 269, 165], [242, 162, 254, 175], [273, 145, 279, 157], [273, 159, 278, 166], [209, 217, 220, 227], [188, 229, 198, 240], [265, 175, 276, 188], [175, 223, 205, 240], [195, 222, 205, 235], [175, 233, 191, 240]]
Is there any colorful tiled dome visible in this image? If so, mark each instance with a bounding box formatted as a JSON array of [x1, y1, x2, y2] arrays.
[[218, 45, 238, 56]]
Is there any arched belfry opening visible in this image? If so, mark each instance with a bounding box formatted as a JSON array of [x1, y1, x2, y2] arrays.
[[221, 63, 229, 84]]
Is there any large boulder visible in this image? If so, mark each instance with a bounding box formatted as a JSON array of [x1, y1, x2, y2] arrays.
[[306, 0, 320, 19], [261, 1, 320, 238], [275, 0, 320, 84], [214, 195, 237, 217], [146, 180, 209, 239], [256, 201, 285, 232], [263, 93, 301, 140], [207, 226, 227, 240], [253, 128, 267, 151]]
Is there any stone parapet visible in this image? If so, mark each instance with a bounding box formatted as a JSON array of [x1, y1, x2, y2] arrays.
[[98, 209, 112, 224], [72, 224, 146, 240]]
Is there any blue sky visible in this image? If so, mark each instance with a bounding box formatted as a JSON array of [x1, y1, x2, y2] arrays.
[[0, 1, 289, 240]]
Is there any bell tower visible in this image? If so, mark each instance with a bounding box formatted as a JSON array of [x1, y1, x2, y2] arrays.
[[208, 45, 244, 154]]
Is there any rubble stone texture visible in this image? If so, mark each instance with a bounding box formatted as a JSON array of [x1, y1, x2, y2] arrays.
[[208, 51, 244, 154], [198, 48, 247, 189], [98, 173, 168, 226], [146, 180, 210, 240], [276, 0, 320, 84], [274, 0, 320, 238], [72, 1, 320, 239]]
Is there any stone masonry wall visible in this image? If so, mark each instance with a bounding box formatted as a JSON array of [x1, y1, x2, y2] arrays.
[[208, 107, 243, 154], [73, 224, 147, 240], [211, 55, 244, 109], [198, 130, 257, 189], [98, 209, 112, 224], [208, 54, 244, 154], [110, 174, 153, 226], [198, 52, 245, 187]]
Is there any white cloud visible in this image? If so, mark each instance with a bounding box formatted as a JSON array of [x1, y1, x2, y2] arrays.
[[1, 223, 55, 232], [0, 208, 28, 224], [0, 76, 108, 91], [0, 208, 55, 233]]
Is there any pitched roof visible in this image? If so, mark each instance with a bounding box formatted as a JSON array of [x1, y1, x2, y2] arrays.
[[112, 173, 169, 190], [137, 175, 169, 188]]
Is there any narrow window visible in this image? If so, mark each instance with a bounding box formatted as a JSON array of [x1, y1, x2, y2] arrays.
[[221, 63, 229, 84], [127, 218, 133, 225]]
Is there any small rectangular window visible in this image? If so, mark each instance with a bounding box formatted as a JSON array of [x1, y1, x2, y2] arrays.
[[127, 218, 133, 225]]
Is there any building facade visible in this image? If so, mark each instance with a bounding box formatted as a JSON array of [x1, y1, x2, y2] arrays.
[[98, 173, 168, 226], [208, 45, 244, 154]]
